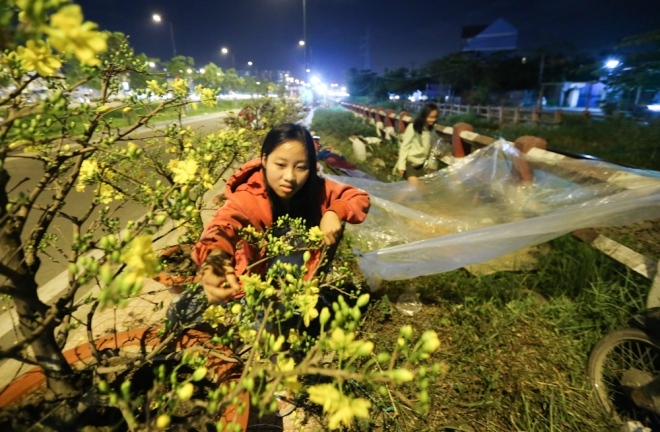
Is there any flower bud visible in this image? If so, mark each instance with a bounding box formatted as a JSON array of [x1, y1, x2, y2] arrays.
[[177, 382, 194, 401], [192, 367, 207, 381], [376, 352, 390, 363], [390, 369, 414, 383], [98, 380, 109, 393], [421, 330, 440, 353], [120, 380, 131, 399], [319, 307, 330, 326], [355, 341, 374, 357], [356, 293, 370, 308], [303, 250, 311, 263], [272, 335, 285, 352], [400, 325, 413, 339], [156, 414, 171, 429]]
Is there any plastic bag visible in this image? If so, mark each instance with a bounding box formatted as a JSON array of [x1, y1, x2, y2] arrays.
[[328, 139, 660, 289]]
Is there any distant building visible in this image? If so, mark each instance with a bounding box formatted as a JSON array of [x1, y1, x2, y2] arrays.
[[461, 18, 518, 53]]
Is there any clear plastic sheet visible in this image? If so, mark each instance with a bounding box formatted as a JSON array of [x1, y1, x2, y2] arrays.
[[326, 139, 660, 288]]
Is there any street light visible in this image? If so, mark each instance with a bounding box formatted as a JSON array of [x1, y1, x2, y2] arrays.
[[299, 40, 305, 46], [221, 47, 235, 69], [247, 61, 253, 66], [605, 59, 620, 69], [152, 13, 177, 58]]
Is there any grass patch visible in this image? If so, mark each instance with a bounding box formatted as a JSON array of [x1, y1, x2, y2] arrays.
[[356, 234, 648, 430], [312, 107, 432, 182]]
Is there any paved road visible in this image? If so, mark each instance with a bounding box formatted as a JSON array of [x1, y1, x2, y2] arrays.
[[0, 110, 236, 353]]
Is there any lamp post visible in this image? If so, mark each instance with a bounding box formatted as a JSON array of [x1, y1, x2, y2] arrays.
[[152, 14, 177, 58], [221, 47, 235, 69], [302, 0, 307, 71]]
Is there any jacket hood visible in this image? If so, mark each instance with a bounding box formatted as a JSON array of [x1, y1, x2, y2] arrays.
[[225, 158, 267, 199]]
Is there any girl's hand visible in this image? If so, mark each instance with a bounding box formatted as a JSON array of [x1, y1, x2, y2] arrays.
[[199, 251, 240, 303], [399, 170, 405, 177], [319, 210, 342, 246]]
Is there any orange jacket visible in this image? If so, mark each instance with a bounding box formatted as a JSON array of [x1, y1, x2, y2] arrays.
[[192, 158, 370, 285]]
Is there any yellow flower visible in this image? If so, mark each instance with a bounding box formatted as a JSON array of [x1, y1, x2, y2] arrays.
[[277, 356, 302, 392], [169, 78, 188, 96], [307, 226, 324, 243], [146, 80, 164, 95], [199, 87, 217, 108], [97, 183, 122, 204], [307, 384, 371, 430], [120, 235, 158, 278], [200, 168, 215, 190], [45, 5, 108, 66], [77, 159, 98, 184], [16, 40, 61, 76], [296, 293, 319, 327], [167, 158, 198, 184], [203, 304, 228, 328], [287, 329, 301, 345]]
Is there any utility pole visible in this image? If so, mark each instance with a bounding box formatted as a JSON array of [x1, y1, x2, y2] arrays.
[[537, 54, 545, 110], [169, 22, 177, 57], [359, 28, 371, 70], [303, 0, 307, 71]]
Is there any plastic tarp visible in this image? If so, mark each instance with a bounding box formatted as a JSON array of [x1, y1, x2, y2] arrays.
[[326, 139, 660, 288]]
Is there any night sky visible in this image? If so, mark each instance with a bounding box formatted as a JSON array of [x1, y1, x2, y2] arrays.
[[77, 0, 660, 84]]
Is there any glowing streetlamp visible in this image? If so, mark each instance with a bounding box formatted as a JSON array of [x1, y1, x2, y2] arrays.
[[152, 13, 177, 58], [221, 47, 235, 69], [247, 61, 253, 66], [605, 59, 620, 69], [299, 40, 305, 46]]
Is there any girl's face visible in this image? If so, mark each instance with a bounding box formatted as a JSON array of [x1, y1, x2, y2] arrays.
[[262, 140, 310, 201], [426, 110, 439, 127]]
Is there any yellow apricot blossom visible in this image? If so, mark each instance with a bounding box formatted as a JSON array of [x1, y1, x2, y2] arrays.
[[45, 5, 108, 66], [199, 87, 217, 107], [200, 168, 214, 190], [169, 78, 188, 96], [16, 40, 61, 76], [167, 159, 198, 184], [277, 356, 302, 392], [307, 384, 371, 430], [97, 183, 122, 204], [296, 293, 319, 327], [75, 159, 99, 191], [307, 226, 324, 243], [146, 80, 165, 95], [120, 235, 159, 278]]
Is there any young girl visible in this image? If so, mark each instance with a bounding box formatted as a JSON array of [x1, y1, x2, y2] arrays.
[[396, 103, 439, 185], [192, 123, 370, 304]]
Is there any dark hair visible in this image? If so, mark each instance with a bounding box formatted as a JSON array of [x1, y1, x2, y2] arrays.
[[413, 103, 439, 134], [261, 123, 324, 228]]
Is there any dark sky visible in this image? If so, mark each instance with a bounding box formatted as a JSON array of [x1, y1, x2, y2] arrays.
[[78, 0, 660, 84]]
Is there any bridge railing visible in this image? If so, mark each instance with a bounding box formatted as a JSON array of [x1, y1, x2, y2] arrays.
[[402, 101, 569, 125]]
